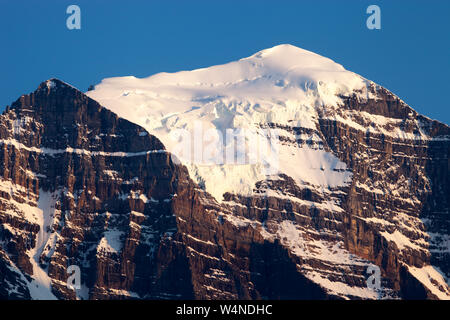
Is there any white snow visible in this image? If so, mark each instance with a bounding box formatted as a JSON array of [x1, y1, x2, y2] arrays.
[[274, 220, 369, 266], [323, 111, 434, 141], [97, 229, 124, 254], [88, 44, 361, 201], [46, 80, 56, 90], [26, 190, 58, 300], [407, 265, 450, 299], [0, 138, 166, 157], [257, 219, 389, 299], [380, 230, 426, 252], [304, 271, 379, 300]]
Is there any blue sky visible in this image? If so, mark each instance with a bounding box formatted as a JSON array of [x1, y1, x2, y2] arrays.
[[0, 0, 449, 124]]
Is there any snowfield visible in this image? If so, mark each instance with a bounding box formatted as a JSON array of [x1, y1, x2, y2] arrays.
[[87, 44, 364, 201]]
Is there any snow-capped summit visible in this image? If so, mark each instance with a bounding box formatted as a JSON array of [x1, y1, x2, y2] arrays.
[[87, 44, 377, 201], [85, 45, 450, 299], [87, 44, 441, 202], [88, 44, 371, 114]]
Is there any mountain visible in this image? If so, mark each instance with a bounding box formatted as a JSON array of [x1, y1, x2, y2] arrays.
[[87, 44, 450, 299], [0, 44, 449, 299]]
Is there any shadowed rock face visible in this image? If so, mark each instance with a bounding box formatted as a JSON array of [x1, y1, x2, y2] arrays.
[[0, 79, 194, 299], [0, 79, 448, 300], [318, 87, 450, 299], [0, 79, 329, 299]]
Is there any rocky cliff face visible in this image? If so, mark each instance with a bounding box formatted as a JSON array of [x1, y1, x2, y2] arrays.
[[85, 45, 450, 300], [0, 79, 192, 299], [0, 72, 449, 299], [216, 84, 450, 299], [0, 79, 332, 299], [224, 85, 450, 299]]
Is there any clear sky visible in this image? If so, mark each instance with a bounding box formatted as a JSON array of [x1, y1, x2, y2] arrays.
[[0, 0, 449, 124]]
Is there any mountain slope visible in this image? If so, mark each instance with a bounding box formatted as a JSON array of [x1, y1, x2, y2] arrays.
[[0, 44, 448, 299], [0, 79, 342, 299], [0, 79, 194, 299], [87, 44, 370, 201], [87, 44, 450, 299]]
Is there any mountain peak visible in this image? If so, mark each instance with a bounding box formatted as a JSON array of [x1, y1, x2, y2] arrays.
[[89, 43, 368, 113], [246, 43, 308, 58], [240, 44, 347, 74], [3, 77, 104, 122], [8, 78, 87, 114], [86, 44, 376, 201], [86, 44, 449, 203], [37, 78, 78, 93]]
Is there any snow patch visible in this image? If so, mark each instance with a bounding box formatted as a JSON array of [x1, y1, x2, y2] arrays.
[[26, 190, 58, 300], [97, 229, 124, 254], [407, 265, 450, 299]]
